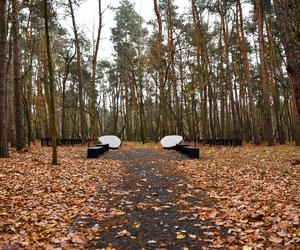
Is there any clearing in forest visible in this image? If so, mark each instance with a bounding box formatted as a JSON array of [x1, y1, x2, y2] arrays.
[[0, 143, 299, 249]]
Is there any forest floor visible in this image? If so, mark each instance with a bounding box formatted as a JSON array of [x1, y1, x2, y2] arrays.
[[0, 143, 299, 249]]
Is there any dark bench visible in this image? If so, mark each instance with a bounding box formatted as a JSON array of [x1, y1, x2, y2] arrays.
[[162, 142, 200, 159], [177, 145, 200, 159], [184, 147, 199, 158], [87, 146, 105, 158], [176, 143, 190, 151], [96, 143, 109, 151], [180, 145, 190, 155]]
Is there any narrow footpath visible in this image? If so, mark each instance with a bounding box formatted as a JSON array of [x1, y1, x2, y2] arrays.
[[73, 147, 227, 249]]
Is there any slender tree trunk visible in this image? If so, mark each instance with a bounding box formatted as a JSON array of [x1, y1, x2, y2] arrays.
[[154, 0, 167, 137], [256, 0, 274, 146], [43, 0, 58, 165], [0, 0, 9, 157], [191, 0, 208, 140], [68, 0, 86, 140], [266, 16, 286, 144], [166, 0, 181, 135], [61, 52, 74, 139], [218, 0, 238, 139], [12, 0, 26, 150], [7, 28, 16, 147], [236, 0, 260, 145], [25, 0, 34, 145], [218, 32, 226, 139], [91, 0, 102, 141]]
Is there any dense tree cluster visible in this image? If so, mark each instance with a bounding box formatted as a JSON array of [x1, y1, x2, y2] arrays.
[[0, 0, 299, 159]]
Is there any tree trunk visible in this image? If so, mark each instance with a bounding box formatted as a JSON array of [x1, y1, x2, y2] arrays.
[[91, 0, 102, 141], [273, 0, 300, 137], [0, 0, 9, 157], [218, 0, 238, 139], [7, 28, 16, 147], [266, 16, 286, 144], [291, 83, 300, 146], [236, 0, 260, 145], [256, 0, 274, 146], [191, 0, 208, 140], [24, 0, 34, 146], [12, 0, 26, 150], [167, 0, 181, 135], [43, 0, 58, 165], [68, 0, 86, 140], [154, 0, 167, 137]]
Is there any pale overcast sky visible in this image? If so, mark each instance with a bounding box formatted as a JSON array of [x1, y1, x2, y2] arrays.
[[73, 0, 190, 60]]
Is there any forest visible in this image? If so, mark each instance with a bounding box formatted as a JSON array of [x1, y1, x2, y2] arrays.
[[0, 0, 300, 159], [0, 0, 300, 248]]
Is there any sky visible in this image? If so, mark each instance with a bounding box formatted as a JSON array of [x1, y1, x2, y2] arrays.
[[72, 0, 190, 60]]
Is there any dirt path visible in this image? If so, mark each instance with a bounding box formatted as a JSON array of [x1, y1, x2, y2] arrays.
[[73, 148, 227, 249]]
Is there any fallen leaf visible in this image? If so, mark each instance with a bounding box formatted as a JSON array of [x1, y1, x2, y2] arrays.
[[269, 236, 282, 244], [176, 232, 186, 240], [188, 234, 197, 239], [116, 230, 131, 238]]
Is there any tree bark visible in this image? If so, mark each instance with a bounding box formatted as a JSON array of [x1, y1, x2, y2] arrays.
[[166, 0, 181, 135], [256, 0, 274, 146], [0, 0, 9, 157], [218, 0, 238, 139], [236, 0, 260, 145], [291, 82, 300, 146], [191, 0, 208, 140], [91, 0, 102, 141], [273, 0, 300, 131], [68, 0, 86, 140], [12, 0, 26, 150], [43, 0, 58, 165], [25, 0, 34, 146], [265, 16, 286, 144], [154, 0, 167, 137]]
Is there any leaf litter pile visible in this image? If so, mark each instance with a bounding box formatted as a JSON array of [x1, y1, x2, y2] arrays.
[[0, 143, 299, 249], [0, 146, 124, 249], [174, 144, 300, 248]]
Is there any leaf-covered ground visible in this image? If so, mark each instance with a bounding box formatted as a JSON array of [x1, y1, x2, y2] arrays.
[[0, 143, 299, 249], [173, 144, 300, 248], [0, 146, 124, 249]]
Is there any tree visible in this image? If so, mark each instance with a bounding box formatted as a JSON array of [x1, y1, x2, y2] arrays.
[[43, 0, 58, 165], [236, 0, 260, 145], [0, 0, 9, 157], [12, 0, 26, 150], [68, 0, 86, 140], [153, 0, 167, 137], [91, 0, 102, 141], [273, 0, 300, 129], [110, 0, 148, 140], [255, 0, 274, 146]]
